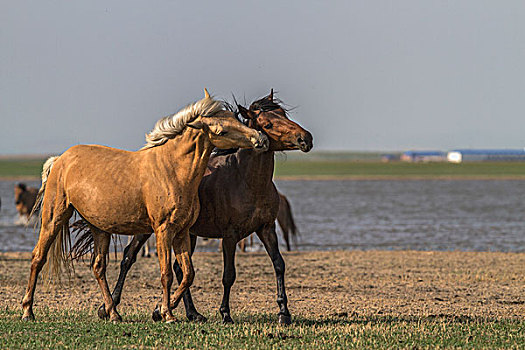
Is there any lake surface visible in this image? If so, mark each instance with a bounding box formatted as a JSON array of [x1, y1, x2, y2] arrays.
[[1, 179, 524, 252]]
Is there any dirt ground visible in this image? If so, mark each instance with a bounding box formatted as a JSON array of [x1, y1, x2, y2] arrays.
[[1, 250, 523, 320]]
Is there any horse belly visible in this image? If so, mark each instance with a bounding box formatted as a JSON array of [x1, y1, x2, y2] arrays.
[[67, 179, 151, 234]]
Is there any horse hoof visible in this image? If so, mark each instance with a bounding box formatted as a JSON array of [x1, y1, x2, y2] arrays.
[[278, 314, 292, 325], [110, 312, 122, 323], [152, 308, 162, 323], [188, 313, 207, 323], [222, 315, 234, 324], [21, 312, 35, 322], [98, 305, 109, 320]]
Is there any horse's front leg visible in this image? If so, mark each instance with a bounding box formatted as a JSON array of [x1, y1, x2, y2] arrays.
[[92, 230, 122, 322], [172, 234, 207, 322], [97, 233, 151, 320], [152, 228, 194, 322], [169, 230, 195, 308], [256, 223, 291, 325], [219, 235, 238, 324], [154, 225, 176, 322]]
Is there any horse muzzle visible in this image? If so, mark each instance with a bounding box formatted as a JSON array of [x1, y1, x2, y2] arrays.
[[296, 131, 313, 152], [252, 132, 269, 152]]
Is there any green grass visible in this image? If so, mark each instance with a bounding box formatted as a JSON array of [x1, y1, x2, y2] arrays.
[[0, 158, 45, 178], [2, 157, 525, 179], [274, 160, 525, 178], [0, 309, 523, 349]]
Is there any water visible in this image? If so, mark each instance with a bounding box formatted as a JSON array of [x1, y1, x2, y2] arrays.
[[1, 179, 524, 252]]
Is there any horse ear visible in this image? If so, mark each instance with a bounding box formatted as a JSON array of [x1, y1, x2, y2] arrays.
[[238, 105, 253, 119], [267, 89, 273, 101], [204, 88, 211, 99], [187, 120, 205, 130], [16, 183, 27, 191]]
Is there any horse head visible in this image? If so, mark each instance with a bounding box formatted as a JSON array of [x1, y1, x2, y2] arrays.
[[238, 89, 313, 152]]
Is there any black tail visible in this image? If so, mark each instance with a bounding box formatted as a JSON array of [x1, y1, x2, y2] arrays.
[[277, 193, 299, 251], [69, 220, 119, 265]]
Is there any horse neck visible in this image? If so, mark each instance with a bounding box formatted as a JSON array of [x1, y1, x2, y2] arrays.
[[150, 128, 214, 187], [236, 149, 275, 192]]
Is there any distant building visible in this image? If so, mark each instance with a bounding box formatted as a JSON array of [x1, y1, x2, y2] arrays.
[[381, 154, 400, 162], [447, 149, 525, 163], [401, 151, 446, 162]]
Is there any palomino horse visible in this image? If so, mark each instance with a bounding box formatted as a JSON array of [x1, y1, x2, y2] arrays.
[[74, 90, 313, 325], [238, 192, 298, 252], [21, 90, 268, 322], [14, 183, 39, 220]]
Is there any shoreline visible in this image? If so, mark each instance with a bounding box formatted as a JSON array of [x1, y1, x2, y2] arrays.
[[275, 175, 525, 181], [4, 175, 525, 181]]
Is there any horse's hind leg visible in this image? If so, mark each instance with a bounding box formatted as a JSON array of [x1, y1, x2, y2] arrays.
[[21, 188, 72, 321], [97, 233, 151, 319], [172, 234, 206, 322], [143, 238, 151, 257], [256, 223, 291, 325], [219, 236, 237, 324], [91, 229, 121, 322]]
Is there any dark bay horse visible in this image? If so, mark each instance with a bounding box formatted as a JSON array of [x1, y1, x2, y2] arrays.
[[21, 90, 268, 322], [74, 90, 313, 324], [239, 191, 298, 252]]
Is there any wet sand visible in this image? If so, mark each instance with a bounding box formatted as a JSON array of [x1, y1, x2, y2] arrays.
[[1, 251, 523, 320]]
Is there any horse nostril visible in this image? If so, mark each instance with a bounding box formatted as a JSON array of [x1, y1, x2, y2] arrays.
[[297, 133, 313, 152]]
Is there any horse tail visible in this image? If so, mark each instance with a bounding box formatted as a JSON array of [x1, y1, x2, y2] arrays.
[[44, 218, 74, 283], [29, 156, 59, 222], [30, 156, 74, 282], [69, 220, 95, 262], [277, 194, 299, 251], [69, 220, 120, 265]]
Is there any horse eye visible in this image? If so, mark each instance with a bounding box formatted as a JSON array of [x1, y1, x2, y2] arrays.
[[264, 122, 273, 129], [218, 130, 228, 136]]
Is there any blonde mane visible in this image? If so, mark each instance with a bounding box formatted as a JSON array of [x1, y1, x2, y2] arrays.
[[141, 96, 224, 150]]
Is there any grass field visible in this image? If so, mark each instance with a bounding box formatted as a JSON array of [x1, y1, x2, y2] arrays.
[[274, 160, 525, 179], [0, 158, 46, 178], [1, 308, 523, 349], [1, 251, 524, 349], [2, 156, 525, 180]]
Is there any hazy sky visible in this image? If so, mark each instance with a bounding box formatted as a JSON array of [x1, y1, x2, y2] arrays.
[[1, 1, 525, 154]]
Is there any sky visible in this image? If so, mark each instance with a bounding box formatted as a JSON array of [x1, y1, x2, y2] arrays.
[[1, 1, 525, 154]]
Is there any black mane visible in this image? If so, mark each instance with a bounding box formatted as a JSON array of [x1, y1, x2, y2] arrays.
[[249, 96, 283, 112]]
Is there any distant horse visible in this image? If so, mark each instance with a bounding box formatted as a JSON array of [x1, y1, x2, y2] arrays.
[[21, 89, 268, 323], [127, 235, 155, 258], [73, 90, 313, 325], [238, 192, 298, 252], [14, 183, 39, 220]]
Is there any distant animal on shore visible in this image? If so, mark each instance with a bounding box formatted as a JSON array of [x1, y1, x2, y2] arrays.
[[239, 192, 298, 252], [129, 235, 155, 258], [14, 183, 39, 220]]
